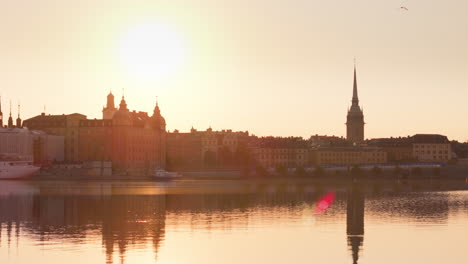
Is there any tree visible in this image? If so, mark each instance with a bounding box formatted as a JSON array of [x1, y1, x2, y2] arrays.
[[393, 165, 402, 175], [411, 167, 422, 176], [372, 166, 382, 176], [218, 146, 233, 168], [295, 166, 306, 177], [351, 165, 362, 176], [255, 164, 268, 177], [314, 165, 324, 176], [275, 164, 287, 176], [204, 150, 217, 168]]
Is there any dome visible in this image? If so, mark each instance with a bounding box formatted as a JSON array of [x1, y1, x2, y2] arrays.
[[112, 109, 131, 126]]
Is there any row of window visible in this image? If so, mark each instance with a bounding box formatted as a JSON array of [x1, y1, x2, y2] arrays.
[[414, 144, 449, 149], [415, 150, 448, 155], [259, 154, 305, 160]]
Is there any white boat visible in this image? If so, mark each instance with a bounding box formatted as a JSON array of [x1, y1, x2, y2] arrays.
[[153, 169, 182, 179], [0, 160, 40, 179]]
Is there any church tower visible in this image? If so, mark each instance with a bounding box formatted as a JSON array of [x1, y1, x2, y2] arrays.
[[346, 65, 365, 144], [16, 104, 22, 127], [103, 91, 118, 119], [7, 101, 13, 128], [0, 96, 3, 127]]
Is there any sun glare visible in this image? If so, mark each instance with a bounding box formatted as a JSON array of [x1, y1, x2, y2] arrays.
[[119, 22, 187, 82]]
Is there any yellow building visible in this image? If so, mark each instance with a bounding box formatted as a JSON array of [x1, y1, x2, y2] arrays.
[[251, 137, 309, 168], [312, 147, 387, 166], [412, 134, 451, 162]]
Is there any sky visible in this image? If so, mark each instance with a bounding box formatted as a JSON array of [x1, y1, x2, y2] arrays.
[[0, 0, 467, 141]]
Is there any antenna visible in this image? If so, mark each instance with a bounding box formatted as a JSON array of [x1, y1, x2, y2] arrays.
[[17, 103, 20, 118]]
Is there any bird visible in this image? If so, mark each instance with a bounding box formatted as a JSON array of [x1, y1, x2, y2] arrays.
[[400, 6, 409, 11]]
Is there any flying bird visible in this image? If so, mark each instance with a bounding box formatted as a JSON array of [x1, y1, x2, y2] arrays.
[[400, 6, 409, 11]]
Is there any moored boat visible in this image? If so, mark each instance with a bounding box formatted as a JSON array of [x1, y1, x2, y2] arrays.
[[0, 160, 40, 179], [152, 169, 182, 180]]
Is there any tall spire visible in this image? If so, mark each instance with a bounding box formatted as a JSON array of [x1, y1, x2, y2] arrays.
[[8, 100, 13, 127], [0, 96, 3, 127], [352, 62, 359, 106], [16, 103, 21, 127]]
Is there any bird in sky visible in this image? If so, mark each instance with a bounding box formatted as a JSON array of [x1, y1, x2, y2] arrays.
[[400, 6, 409, 11]]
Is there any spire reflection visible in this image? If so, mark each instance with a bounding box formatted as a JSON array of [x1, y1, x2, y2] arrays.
[[347, 184, 364, 264]]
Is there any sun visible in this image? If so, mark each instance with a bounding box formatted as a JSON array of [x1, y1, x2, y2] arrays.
[[118, 22, 187, 82]]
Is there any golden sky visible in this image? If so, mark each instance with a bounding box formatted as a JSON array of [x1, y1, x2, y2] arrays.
[[0, 0, 467, 141]]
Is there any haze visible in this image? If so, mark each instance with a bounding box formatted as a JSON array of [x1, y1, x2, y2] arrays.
[[1, 0, 467, 141]]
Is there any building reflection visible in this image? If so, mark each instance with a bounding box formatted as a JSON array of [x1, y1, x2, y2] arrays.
[[346, 184, 365, 264], [0, 181, 464, 264]]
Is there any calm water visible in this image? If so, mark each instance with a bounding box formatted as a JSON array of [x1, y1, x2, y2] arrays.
[[0, 179, 467, 264]]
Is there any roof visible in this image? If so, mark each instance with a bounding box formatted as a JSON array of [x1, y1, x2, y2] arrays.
[[412, 134, 449, 144]]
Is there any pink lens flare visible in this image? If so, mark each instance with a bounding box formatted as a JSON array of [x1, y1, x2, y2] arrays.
[[315, 192, 336, 214]]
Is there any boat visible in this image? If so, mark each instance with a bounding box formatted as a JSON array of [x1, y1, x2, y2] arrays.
[[0, 160, 40, 179], [152, 169, 182, 180]]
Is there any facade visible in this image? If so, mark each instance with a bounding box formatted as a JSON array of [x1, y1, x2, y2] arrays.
[[412, 134, 451, 162], [0, 127, 34, 160], [251, 137, 310, 168], [346, 66, 365, 144], [78, 94, 166, 175], [311, 147, 387, 166], [0, 127, 64, 163], [309, 134, 347, 147], [367, 137, 414, 162], [23, 113, 87, 162], [31, 130, 65, 164], [166, 128, 250, 170]]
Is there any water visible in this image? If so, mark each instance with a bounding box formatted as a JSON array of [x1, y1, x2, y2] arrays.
[[0, 179, 467, 264]]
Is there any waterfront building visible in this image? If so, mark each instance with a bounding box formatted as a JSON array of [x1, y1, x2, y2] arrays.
[[0, 127, 64, 163], [0, 127, 33, 160], [309, 134, 347, 147], [22, 113, 86, 162], [78, 94, 166, 175], [412, 134, 451, 162], [166, 128, 250, 170], [346, 66, 365, 144], [367, 137, 414, 162], [311, 147, 387, 166], [251, 137, 310, 168]]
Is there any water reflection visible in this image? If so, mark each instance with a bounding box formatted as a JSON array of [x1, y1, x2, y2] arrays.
[[0, 180, 467, 264], [347, 184, 364, 264]]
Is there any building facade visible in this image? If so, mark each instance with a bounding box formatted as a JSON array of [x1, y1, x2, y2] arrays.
[[0, 127, 64, 163], [251, 137, 310, 168], [166, 128, 250, 170], [23, 113, 86, 162], [311, 147, 387, 166], [78, 94, 166, 175], [367, 137, 414, 162], [412, 134, 451, 162], [346, 66, 365, 144]]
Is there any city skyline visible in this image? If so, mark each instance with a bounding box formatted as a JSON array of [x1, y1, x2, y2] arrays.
[[1, 0, 467, 141]]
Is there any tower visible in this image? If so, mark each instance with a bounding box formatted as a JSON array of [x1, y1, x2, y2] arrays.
[[7, 101, 13, 127], [0, 96, 3, 127], [16, 104, 22, 127], [103, 91, 118, 119], [346, 65, 365, 144]]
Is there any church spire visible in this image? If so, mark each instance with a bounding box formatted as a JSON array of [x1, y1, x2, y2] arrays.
[[0, 96, 3, 127], [8, 100, 13, 127], [16, 103, 21, 127], [352, 63, 359, 106]]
